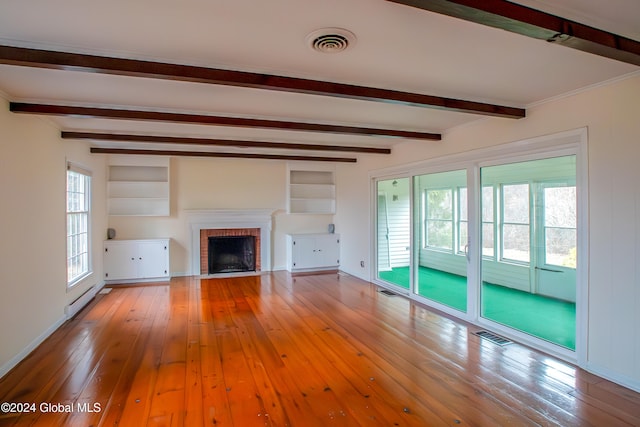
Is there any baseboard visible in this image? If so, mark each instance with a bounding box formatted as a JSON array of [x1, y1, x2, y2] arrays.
[[586, 361, 640, 393], [104, 276, 170, 285], [290, 269, 339, 276], [65, 281, 105, 319], [169, 272, 189, 278], [0, 315, 67, 379]]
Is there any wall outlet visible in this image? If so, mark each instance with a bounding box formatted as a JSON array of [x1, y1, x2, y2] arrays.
[[360, 261, 365, 268]]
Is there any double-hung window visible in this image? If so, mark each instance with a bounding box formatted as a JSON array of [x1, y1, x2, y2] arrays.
[[66, 163, 91, 286], [424, 188, 453, 251], [543, 185, 577, 268], [501, 183, 530, 263]]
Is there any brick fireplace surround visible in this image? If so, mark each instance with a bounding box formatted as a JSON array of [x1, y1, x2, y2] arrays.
[[187, 209, 273, 276], [199, 228, 261, 274]]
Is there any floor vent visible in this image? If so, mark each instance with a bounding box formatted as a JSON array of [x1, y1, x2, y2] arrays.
[[474, 330, 512, 346], [379, 289, 397, 296]]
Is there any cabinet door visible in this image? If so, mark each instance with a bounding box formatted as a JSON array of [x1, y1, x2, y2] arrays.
[[104, 243, 138, 280], [291, 237, 318, 270], [316, 236, 340, 268], [137, 241, 169, 278]]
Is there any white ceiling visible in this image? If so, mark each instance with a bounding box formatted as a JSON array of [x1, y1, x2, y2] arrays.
[[0, 0, 638, 156]]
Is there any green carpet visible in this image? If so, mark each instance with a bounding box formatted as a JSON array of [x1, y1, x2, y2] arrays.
[[378, 266, 576, 350]]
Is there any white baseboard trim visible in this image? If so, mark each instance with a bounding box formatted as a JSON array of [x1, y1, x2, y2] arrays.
[[0, 315, 67, 379], [104, 276, 170, 285], [586, 362, 640, 393], [169, 272, 189, 278]]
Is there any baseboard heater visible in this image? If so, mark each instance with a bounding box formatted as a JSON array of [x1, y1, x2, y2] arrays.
[[64, 285, 99, 319]]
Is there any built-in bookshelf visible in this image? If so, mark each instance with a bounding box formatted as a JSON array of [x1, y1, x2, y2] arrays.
[[287, 166, 336, 214], [107, 156, 170, 216]]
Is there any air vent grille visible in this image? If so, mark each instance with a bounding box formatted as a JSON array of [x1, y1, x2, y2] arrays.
[[312, 34, 350, 53], [307, 28, 356, 54], [474, 330, 512, 346], [379, 289, 397, 296]]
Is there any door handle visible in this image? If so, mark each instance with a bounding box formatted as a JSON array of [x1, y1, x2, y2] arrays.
[[464, 244, 470, 262], [535, 267, 563, 273]]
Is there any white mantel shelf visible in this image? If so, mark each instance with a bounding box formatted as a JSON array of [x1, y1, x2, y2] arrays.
[[186, 209, 274, 276]]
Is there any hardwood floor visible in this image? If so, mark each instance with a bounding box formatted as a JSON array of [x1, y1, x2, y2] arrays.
[[1, 272, 639, 426]]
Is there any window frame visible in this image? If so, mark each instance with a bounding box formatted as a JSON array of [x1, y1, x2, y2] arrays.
[[66, 162, 92, 287], [499, 182, 531, 264], [540, 183, 577, 269], [423, 187, 454, 252]]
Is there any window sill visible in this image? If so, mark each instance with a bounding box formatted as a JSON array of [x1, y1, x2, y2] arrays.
[[67, 271, 93, 290]]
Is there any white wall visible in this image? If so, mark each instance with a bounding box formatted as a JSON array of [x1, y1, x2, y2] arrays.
[[0, 98, 107, 376], [107, 157, 334, 274], [0, 106, 333, 374], [335, 73, 640, 390]]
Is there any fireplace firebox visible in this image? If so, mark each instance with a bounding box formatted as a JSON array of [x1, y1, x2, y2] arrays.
[[208, 236, 256, 274]]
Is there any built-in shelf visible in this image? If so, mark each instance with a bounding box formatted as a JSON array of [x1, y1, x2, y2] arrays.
[[107, 156, 170, 216], [287, 167, 336, 214]]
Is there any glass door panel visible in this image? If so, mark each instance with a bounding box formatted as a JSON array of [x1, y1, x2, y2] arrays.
[[413, 169, 468, 312], [480, 156, 576, 349], [376, 177, 411, 290]]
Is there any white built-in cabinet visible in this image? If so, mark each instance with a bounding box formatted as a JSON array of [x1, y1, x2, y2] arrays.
[[107, 155, 170, 216], [286, 233, 340, 273], [104, 239, 170, 283], [287, 164, 336, 214]]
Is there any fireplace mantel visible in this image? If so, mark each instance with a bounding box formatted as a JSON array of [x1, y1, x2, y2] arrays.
[[186, 209, 273, 276]]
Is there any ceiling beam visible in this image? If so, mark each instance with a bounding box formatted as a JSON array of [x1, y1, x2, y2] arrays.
[[11, 102, 440, 140], [0, 44, 525, 119], [89, 148, 357, 163], [62, 131, 391, 154], [387, 0, 640, 66]]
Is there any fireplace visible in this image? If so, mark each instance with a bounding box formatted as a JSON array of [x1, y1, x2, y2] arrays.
[[187, 209, 273, 276], [208, 236, 256, 273], [199, 228, 261, 274]]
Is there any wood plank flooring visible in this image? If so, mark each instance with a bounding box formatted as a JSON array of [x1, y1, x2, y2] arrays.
[[1, 272, 639, 426]]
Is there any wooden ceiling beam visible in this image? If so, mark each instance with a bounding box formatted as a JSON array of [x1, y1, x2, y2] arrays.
[[387, 0, 640, 66], [89, 147, 357, 163], [11, 102, 440, 140], [62, 131, 391, 154], [0, 44, 525, 119]]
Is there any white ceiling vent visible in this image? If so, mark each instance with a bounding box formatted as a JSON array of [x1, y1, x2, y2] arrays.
[[307, 28, 356, 53]]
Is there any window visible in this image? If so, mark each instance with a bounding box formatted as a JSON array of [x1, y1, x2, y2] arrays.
[[67, 164, 91, 285], [544, 186, 577, 268], [425, 188, 453, 250], [501, 183, 530, 263], [481, 186, 495, 257]]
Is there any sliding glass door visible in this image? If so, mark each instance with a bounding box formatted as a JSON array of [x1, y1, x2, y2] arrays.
[[480, 156, 577, 350], [372, 131, 585, 359], [412, 169, 468, 312]]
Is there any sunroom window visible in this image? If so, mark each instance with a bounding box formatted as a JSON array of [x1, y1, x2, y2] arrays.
[[424, 188, 453, 251], [501, 183, 530, 263]]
